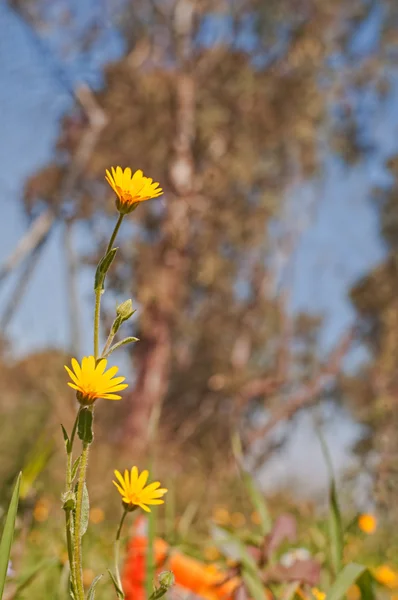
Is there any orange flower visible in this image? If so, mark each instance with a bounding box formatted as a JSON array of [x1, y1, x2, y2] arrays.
[[105, 167, 163, 214], [373, 565, 398, 589], [123, 518, 239, 600], [358, 513, 377, 534]]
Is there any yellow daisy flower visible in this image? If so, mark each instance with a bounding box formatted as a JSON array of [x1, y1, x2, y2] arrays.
[[105, 167, 163, 214], [358, 513, 377, 534], [113, 467, 167, 513], [65, 356, 128, 405]]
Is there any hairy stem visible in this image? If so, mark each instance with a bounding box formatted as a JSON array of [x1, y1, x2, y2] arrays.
[[106, 213, 124, 255], [114, 510, 128, 597], [73, 443, 90, 600]]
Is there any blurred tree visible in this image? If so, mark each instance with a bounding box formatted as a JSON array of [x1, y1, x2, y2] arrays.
[[8, 0, 396, 457], [348, 157, 398, 519]]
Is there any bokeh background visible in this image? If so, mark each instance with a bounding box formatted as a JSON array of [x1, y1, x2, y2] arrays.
[[1, 0, 398, 598]]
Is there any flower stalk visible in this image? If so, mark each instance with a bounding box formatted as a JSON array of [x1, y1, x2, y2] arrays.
[[62, 166, 163, 599]]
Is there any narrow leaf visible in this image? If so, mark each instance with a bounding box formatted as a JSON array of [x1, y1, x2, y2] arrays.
[[107, 569, 125, 598], [106, 337, 139, 357], [80, 483, 90, 537], [231, 431, 271, 535], [0, 473, 21, 599], [326, 564, 367, 600], [87, 574, 103, 599], [61, 425, 69, 449], [12, 558, 56, 596], [71, 456, 81, 482], [94, 248, 118, 290], [77, 409, 93, 445], [329, 480, 343, 576], [241, 567, 267, 600], [315, 426, 343, 576], [242, 470, 272, 536]]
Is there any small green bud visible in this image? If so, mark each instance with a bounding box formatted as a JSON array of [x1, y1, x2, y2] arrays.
[[62, 491, 76, 511], [111, 299, 136, 335], [158, 571, 175, 589], [116, 299, 135, 322]]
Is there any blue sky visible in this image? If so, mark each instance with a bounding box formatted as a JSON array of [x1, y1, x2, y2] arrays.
[[0, 1, 396, 498]]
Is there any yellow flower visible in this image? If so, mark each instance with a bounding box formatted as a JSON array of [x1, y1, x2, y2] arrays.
[[65, 356, 128, 405], [113, 467, 167, 513], [203, 546, 221, 561], [105, 167, 163, 214], [33, 498, 50, 522], [251, 510, 262, 525], [311, 588, 326, 600], [373, 565, 398, 589], [347, 584, 361, 600], [90, 507, 105, 524], [231, 512, 246, 528], [358, 513, 377, 534], [212, 506, 230, 525]]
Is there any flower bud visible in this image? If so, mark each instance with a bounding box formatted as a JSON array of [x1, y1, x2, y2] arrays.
[[158, 571, 175, 590]]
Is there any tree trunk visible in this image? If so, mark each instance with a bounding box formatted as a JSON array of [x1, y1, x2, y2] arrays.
[[125, 0, 196, 447]]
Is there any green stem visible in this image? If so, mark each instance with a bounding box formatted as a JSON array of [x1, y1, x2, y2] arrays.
[[65, 454, 75, 593], [64, 409, 81, 594], [106, 214, 124, 255], [93, 289, 102, 360], [114, 510, 128, 597], [73, 443, 90, 600]]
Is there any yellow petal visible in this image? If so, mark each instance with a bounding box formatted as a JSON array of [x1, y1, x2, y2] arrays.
[[113, 480, 126, 496], [130, 466, 139, 486], [114, 470, 126, 490], [67, 382, 79, 391], [142, 481, 161, 493], [65, 365, 79, 386], [137, 470, 149, 490], [71, 358, 81, 376], [102, 393, 122, 400], [102, 365, 119, 380], [138, 503, 151, 513], [95, 359, 108, 375]]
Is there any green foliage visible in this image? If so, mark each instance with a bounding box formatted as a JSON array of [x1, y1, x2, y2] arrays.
[[94, 248, 118, 291], [77, 409, 94, 445], [0, 472, 21, 599], [326, 564, 367, 600], [87, 574, 103, 600]]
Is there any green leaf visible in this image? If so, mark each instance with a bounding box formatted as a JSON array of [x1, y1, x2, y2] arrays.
[[77, 409, 93, 445], [107, 569, 125, 599], [242, 470, 272, 536], [148, 572, 175, 600], [80, 483, 90, 537], [94, 248, 118, 290], [71, 456, 81, 482], [328, 480, 343, 576], [61, 425, 69, 450], [87, 574, 103, 599], [326, 563, 367, 600], [0, 472, 21, 599], [357, 569, 375, 600], [231, 431, 271, 536], [315, 426, 343, 576], [106, 337, 139, 357], [211, 525, 258, 573], [62, 491, 76, 511], [241, 566, 267, 600], [12, 558, 56, 596]]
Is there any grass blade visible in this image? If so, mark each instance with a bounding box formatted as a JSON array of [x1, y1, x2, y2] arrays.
[[326, 563, 367, 600], [0, 473, 21, 599]]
